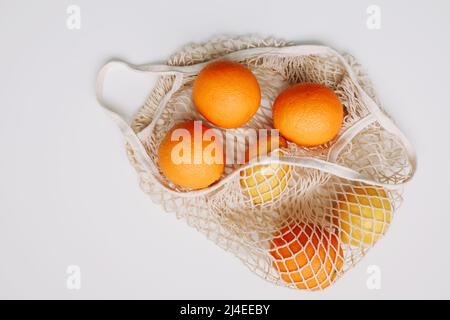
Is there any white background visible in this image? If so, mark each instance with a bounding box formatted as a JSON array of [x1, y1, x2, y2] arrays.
[[1, 0, 449, 299]]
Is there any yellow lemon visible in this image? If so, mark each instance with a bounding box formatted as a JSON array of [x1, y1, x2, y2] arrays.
[[240, 135, 290, 205], [333, 185, 392, 247]]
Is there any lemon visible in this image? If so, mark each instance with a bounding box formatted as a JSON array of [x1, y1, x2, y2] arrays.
[[333, 186, 392, 247], [240, 135, 290, 205]]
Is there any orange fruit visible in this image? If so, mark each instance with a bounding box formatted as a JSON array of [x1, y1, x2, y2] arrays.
[[270, 223, 344, 290], [273, 83, 344, 147], [157, 120, 224, 190], [193, 60, 261, 128], [240, 134, 290, 205]]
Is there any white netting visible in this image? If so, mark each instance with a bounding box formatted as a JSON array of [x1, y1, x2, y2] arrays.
[[99, 36, 416, 291]]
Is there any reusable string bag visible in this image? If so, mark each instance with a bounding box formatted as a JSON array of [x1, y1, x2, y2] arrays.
[[96, 36, 416, 290]]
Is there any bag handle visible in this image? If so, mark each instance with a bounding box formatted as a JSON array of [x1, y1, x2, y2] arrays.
[[96, 60, 189, 177]]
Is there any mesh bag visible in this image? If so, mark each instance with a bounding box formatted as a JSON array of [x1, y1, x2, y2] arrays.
[[96, 36, 416, 290]]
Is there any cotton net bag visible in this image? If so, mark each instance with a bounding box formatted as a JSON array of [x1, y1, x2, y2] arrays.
[[96, 36, 416, 291]]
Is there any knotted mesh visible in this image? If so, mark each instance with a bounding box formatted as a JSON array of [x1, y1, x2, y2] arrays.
[[120, 36, 415, 290]]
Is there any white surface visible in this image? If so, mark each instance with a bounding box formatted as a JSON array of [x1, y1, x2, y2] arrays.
[[0, 0, 449, 299]]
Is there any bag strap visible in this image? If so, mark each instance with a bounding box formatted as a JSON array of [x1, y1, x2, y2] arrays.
[[95, 60, 188, 178]]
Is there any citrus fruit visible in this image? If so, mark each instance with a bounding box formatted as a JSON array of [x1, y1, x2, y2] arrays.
[[193, 60, 261, 128], [270, 223, 344, 290], [272, 83, 344, 147], [240, 134, 290, 205], [333, 185, 392, 247], [157, 120, 224, 190]]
